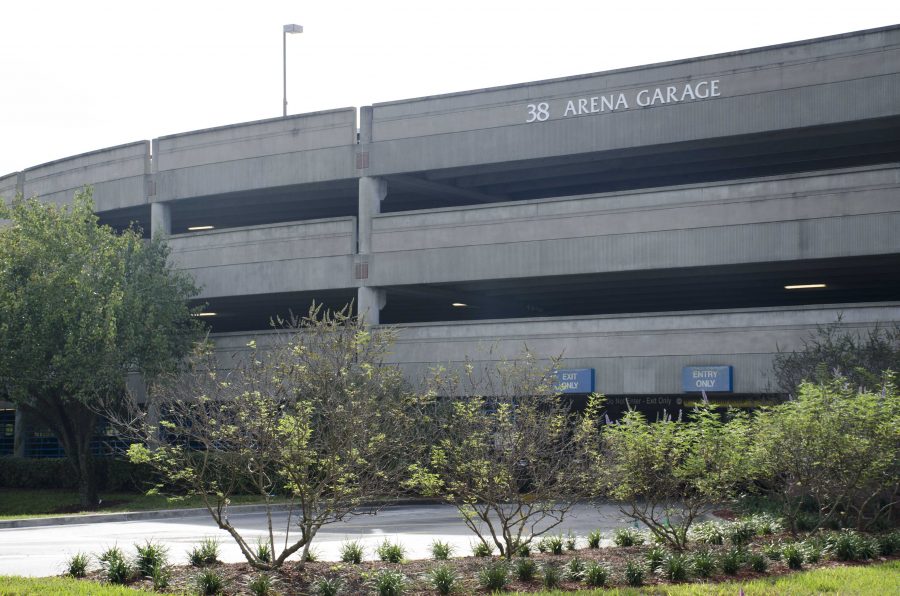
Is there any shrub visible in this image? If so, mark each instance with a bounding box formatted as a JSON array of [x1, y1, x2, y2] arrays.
[[539, 535, 564, 555], [515, 541, 532, 557], [98, 546, 131, 585], [515, 558, 537, 581], [428, 564, 458, 596], [624, 561, 645, 586], [645, 545, 666, 572], [314, 577, 341, 596], [691, 521, 725, 545], [373, 569, 405, 596], [692, 549, 716, 578], [65, 552, 90, 578], [748, 552, 768, 573], [478, 561, 509, 592], [763, 541, 783, 561], [747, 513, 783, 535], [302, 547, 320, 562], [857, 536, 879, 560], [802, 540, 823, 564], [586, 529, 602, 549], [149, 560, 171, 591], [721, 547, 743, 575], [431, 540, 453, 560], [255, 538, 272, 564], [376, 539, 405, 563], [584, 562, 610, 587], [134, 539, 168, 577], [565, 532, 577, 551], [340, 540, 364, 564], [726, 520, 755, 546], [195, 568, 225, 595], [877, 531, 900, 556], [565, 556, 586, 581], [472, 541, 493, 557], [783, 543, 804, 570], [833, 530, 861, 561], [188, 537, 220, 567], [249, 573, 275, 596], [541, 563, 561, 589], [661, 552, 691, 582], [613, 528, 644, 547]]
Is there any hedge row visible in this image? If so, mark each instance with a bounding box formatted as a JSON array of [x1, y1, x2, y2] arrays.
[[0, 457, 153, 492]]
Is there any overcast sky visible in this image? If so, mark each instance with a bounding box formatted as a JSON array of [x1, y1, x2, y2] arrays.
[[2, 1, 898, 175]]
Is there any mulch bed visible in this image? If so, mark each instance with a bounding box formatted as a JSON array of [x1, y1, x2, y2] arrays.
[[82, 540, 898, 595]]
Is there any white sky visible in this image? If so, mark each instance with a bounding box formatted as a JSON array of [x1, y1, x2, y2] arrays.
[[2, 1, 898, 175]]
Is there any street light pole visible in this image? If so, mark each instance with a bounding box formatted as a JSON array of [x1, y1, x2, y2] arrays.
[[283, 24, 303, 117]]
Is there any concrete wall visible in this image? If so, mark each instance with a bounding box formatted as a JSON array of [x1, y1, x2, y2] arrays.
[[154, 109, 358, 202], [366, 27, 900, 173], [0, 172, 21, 201], [210, 303, 900, 394], [369, 164, 900, 285], [168, 217, 357, 298], [21, 142, 149, 211]]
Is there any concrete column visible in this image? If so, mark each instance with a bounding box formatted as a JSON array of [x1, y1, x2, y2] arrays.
[[358, 176, 387, 254], [13, 408, 26, 458], [357, 286, 386, 325], [150, 201, 171, 237]]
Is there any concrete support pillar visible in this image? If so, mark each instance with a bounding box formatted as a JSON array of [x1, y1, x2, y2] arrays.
[[358, 176, 387, 254], [357, 286, 386, 326], [150, 201, 171, 238], [13, 408, 26, 458]]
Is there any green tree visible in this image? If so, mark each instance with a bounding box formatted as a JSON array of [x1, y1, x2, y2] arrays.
[[754, 378, 900, 532], [408, 351, 600, 559], [600, 404, 758, 550], [0, 188, 200, 508], [122, 305, 427, 570]]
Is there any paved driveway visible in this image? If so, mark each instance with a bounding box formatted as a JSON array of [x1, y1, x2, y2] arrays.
[[0, 503, 635, 577]]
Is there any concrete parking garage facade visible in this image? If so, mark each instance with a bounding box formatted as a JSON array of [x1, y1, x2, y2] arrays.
[[2, 25, 900, 454]]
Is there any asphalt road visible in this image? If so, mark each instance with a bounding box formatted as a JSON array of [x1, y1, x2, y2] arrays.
[[0, 503, 635, 577]]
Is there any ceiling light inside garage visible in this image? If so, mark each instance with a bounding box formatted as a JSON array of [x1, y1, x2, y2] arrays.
[[784, 283, 827, 290]]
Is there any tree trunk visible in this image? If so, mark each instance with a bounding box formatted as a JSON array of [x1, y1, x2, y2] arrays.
[[76, 446, 99, 509]]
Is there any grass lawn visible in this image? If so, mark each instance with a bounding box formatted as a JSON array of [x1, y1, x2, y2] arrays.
[[0, 575, 177, 595], [524, 560, 900, 595], [0, 488, 283, 521]]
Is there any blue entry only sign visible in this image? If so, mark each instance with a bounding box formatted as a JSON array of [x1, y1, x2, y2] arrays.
[[682, 366, 733, 392], [556, 368, 595, 393]]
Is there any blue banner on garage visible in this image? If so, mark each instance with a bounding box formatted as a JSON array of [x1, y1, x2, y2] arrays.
[[682, 366, 733, 392], [556, 369, 595, 393]]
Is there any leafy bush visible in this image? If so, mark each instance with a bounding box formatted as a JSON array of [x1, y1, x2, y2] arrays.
[[302, 547, 320, 562], [195, 569, 225, 595], [645, 545, 667, 572], [188, 537, 220, 567], [721, 547, 743, 575], [565, 556, 586, 581], [249, 573, 275, 596], [586, 529, 602, 549], [376, 539, 405, 563], [515, 558, 537, 581], [802, 540, 823, 564], [748, 552, 768, 572], [149, 560, 171, 591], [661, 552, 691, 582], [134, 539, 168, 577], [613, 528, 645, 547], [584, 562, 610, 587], [314, 577, 341, 596], [624, 561, 644, 586], [98, 546, 131, 585], [726, 520, 755, 546], [255, 538, 272, 564], [372, 569, 405, 596], [783, 543, 804, 569], [340, 540, 364, 564], [565, 532, 577, 551], [471, 541, 493, 557], [515, 541, 532, 557], [763, 541, 783, 561], [877, 531, 900, 556], [538, 535, 564, 555], [478, 561, 509, 592], [0, 456, 151, 491], [541, 563, 561, 589], [857, 536, 879, 560], [692, 549, 716, 578], [65, 552, 90, 578], [428, 564, 458, 596], [690, 521, 725, 545], [431, 540, 453, 560], [746, 513, 783, 535]]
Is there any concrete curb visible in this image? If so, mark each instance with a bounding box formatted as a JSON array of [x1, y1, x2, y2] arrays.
[[0, 498, 440, 530]]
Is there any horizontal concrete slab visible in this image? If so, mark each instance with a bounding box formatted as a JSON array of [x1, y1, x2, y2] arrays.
[[168, 217, 357, 298], [20, 142, 149, 212], [369, 165, 900, 285]]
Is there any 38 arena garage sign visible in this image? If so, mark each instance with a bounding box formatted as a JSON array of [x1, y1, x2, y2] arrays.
[[525, 79, 721, 123]]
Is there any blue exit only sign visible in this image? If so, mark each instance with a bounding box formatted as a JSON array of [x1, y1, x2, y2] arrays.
[[555, 369, 595, 393], [682, 366, 733, 392]]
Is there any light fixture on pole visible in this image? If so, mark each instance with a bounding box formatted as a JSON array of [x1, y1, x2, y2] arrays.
[[283, 24, 303, 117]]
